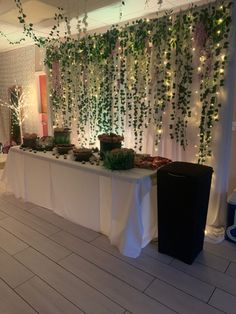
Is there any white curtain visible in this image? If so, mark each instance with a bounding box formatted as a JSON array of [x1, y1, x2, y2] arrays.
[[47, 0, 235, 241], [204, 2, 236, 241]]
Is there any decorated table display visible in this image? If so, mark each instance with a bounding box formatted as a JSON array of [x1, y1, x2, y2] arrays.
[[98, 133, 124, 159], [20, 130, 172, 171]]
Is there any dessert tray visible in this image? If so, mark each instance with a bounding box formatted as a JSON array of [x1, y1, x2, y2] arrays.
[[135, 155, 172, 170]]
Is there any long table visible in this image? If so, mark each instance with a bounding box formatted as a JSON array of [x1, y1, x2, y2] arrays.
[[1, 147, 157, 257]]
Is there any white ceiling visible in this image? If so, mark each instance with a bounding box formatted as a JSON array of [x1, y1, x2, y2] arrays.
[[0, 0, 207, 52]]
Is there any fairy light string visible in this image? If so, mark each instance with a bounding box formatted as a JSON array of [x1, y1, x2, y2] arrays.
[[0, 0, 233, 162]]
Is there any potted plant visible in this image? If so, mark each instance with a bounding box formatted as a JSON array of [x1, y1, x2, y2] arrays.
[[98, 133, 124, 159]]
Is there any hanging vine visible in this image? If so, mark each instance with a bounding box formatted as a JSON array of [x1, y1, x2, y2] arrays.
[[0, 0, 233, 162], [44, 0, 234, 160], [196, 2, 232, 163], [169, 10, 194, 149], [152, 14, 173, 146]]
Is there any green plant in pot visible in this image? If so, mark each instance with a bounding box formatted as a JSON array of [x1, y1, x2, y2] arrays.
[[98, 133, 124, 160], [54, 127, 71, 145], [103, 148, 135, 170], [22, 133, 38, 149], [54, 127, 74, 154]]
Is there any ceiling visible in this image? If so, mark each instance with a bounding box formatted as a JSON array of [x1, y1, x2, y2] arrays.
[[0, 0, 207, 52]]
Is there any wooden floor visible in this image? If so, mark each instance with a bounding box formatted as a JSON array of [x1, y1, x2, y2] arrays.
[[0, 188, 236, 313]]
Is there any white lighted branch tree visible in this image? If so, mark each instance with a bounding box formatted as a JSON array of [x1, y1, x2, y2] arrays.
[[0, 86, 30, 143]]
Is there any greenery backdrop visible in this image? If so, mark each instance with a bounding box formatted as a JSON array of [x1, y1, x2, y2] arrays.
[[10, 0, 233, 163]]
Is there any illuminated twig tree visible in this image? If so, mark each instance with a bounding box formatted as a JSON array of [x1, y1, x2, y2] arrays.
[[0, 85, 30, 143]]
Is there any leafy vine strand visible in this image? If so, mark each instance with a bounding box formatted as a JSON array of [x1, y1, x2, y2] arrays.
[[0, 0, 233, 162]]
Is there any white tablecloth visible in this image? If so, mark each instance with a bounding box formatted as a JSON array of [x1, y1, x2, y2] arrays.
[[1, 147, 157, 257]]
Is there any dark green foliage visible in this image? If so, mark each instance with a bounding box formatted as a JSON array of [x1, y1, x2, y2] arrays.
[[3, 0, 232, 162], [103, 150, 134, 170]]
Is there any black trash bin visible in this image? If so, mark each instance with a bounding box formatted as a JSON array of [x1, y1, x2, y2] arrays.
[[157, 162, 213, 264]]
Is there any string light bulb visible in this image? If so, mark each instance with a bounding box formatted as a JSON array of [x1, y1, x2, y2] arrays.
[[199, 56, 206, 62]]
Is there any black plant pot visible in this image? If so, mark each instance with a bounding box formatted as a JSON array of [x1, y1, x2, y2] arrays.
[[99, 140, 121, 160]]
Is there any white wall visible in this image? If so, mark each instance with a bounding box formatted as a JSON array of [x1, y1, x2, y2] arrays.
[[0, 45, 40, 143]]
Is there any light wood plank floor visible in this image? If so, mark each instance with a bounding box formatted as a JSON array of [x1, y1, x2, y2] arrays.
[[0, 188, 236, 314]]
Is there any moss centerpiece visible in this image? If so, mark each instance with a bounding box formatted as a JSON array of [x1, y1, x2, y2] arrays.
[[103, 148, 135, 170]]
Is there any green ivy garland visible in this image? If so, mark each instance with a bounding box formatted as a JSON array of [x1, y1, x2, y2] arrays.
[[196, 3, 232, 163], [152, 14, 173, 146], [1, 0, 233, 163]]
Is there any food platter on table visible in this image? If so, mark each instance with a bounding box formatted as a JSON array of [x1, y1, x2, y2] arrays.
[[135, 154, 172, 170]]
